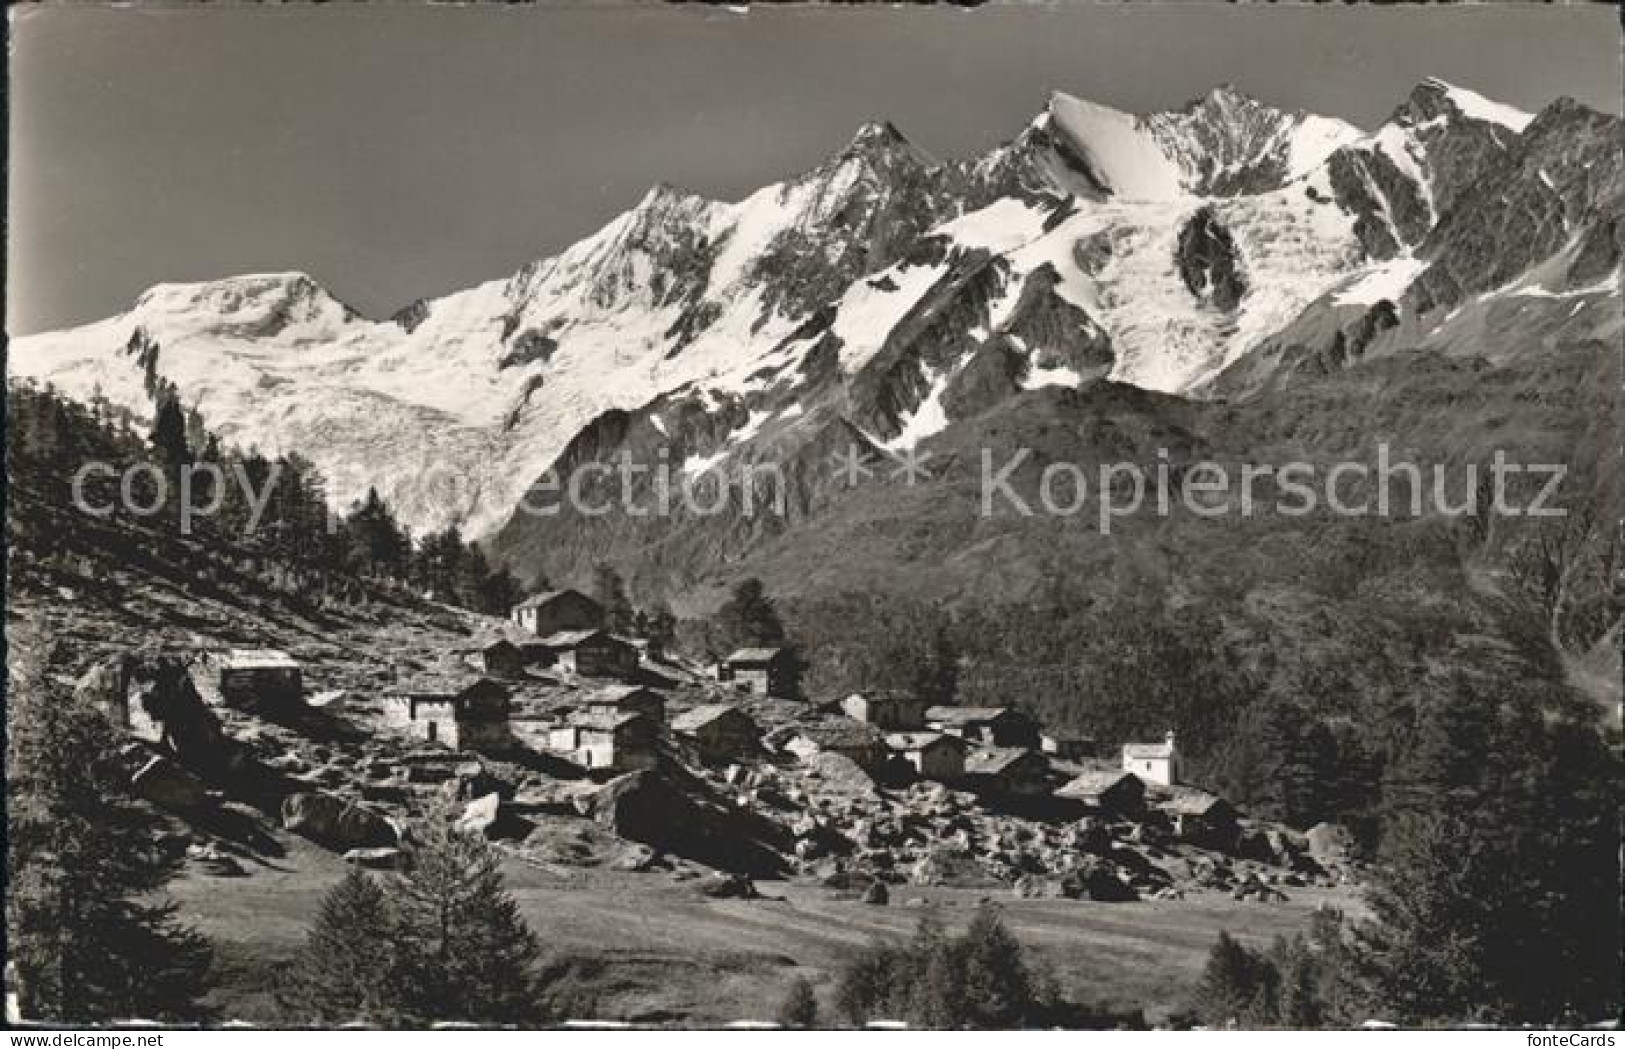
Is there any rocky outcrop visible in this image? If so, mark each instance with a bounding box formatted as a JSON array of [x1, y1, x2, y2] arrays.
[[1175, 207, 1249, 311], [390, 297, 430, 333], [1305, 822, 1358, 872], [997, 264, 1115, 382], [498, 330, 557, 370], [578, 769, 790, 878], [131, 755, 210, 813], [280, 793, 397, 851], [1407, 98, 1624, 313]]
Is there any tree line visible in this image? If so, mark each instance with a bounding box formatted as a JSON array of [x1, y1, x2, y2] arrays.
[[7, 379, 523, 615], [1192, 672, 1620, 1027]]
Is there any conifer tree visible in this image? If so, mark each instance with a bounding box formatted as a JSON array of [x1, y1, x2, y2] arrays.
[[1193, 932, 1270, 1029], [5, 643, 214, 1023], [149, 392, 191, 469], [957, 904, 1032, 1027], [592, 562, 635, 634], [279, 869, 399, 1025], [390, 800, 548, 1025], [716, 577, 785, 650]]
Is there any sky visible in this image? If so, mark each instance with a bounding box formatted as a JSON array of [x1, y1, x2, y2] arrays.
[[8, 2, 1621, 335]]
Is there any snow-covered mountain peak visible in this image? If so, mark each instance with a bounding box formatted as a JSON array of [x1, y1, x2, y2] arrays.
[[1043, 90, 1190, 200], [841, 119, 926, 159], [1412, 77, 1535, 132], [124, 271, 360, 342], [1032, 87, 1362, 200], [634, 181, 718, 213], [14, 77, 1607, 547]]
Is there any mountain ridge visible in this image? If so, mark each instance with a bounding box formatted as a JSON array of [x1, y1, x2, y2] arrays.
[[12, 79, 1617, 546]]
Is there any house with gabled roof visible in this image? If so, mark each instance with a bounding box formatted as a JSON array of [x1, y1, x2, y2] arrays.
[[511, 588, 604, 636], [1152, 786, 1239, 846], [218, 649, 303, 710], [539, 629, 639, 678], [479, 638, 526, 677], [547, 711, 658, 774], [926, 706, 1041, 749], [583, 684, 666, 725], [390, 676, 512, 752], [776, 719, 888, 772], [842, 691, 929, 731], [718, 647, 799, 699], [1056, 769, 1145, 815], [1121, 730, 1181, 786], [962, 747, 1051, 797], [672, 704, 760, 763], [1041, 732, 1097, 762], [884, 731, 966, 782]]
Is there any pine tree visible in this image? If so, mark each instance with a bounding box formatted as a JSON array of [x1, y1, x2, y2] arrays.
[[149, 392, 190, 469], [776, 977, 819, 1028], [1193, 932, 1270, 1029], [592, 562, 635, 634], [716, 577, 785, 650], [901, 912, 965, 1029], [344, 488, 409, 577], [644, 602, 678, 657], [477, 563, 524, 616], [390, 800, 548, 1025], [1360, 676, 1622, 1024], [6, 642, 214, 1023], [957, 904, 1032, 1027], [831, 906, 1047, 1029], [279, 869, 400, 1025]]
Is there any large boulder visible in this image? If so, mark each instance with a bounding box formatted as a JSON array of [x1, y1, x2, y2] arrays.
[[1071, 856, 1139, 902], [130, 658, 235, 776], [806, 752, 878, 797], [910, 846, 1000, 888], [280, 793, 397, 850], [132, 756, 209, 813], [76, 654, 143, 734], [579, 769, 790, 878], [1306, 822, 1357, 870], [696, 873, 760, 900], [457, 793, 502, 837], [456, 793, 533, 841], [453, 762, 514, 801]]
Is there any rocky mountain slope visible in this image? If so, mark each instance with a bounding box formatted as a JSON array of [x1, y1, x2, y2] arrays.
[[17, 80, 1612, 549]]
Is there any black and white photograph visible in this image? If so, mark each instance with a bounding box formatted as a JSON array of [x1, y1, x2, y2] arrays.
[[4, 0, 1622, 1034]]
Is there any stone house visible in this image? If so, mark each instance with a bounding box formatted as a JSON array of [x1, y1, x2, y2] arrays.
[[1156, 787, 1238, 847], [841, 691, 929, 731], [884, 731, 966, 782], [218, 649, 303, 710], [540, 630, 639, 678], [391, 677, 512, 752], [1121, 730, 1182, 786], [778, 720, 888, 773], [925, 706, 1041, 750], [547, 712, 659, 773], [479, 639, 526, 677], [510, 588, 604, 637], [671, 704, 760, 764], [583, 684, 666, 725], [1040, 732, 1097, 761], [718, 647, 798, 699], [962, 748, 1051, 798], [506, 710, 557, 753], [1055, 769, 1145, 815]]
